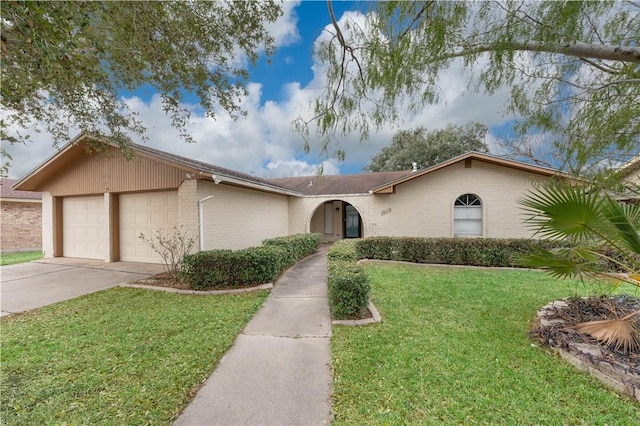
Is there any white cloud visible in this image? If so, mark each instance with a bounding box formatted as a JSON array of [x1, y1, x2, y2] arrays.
[[267, 1, 301, 47]]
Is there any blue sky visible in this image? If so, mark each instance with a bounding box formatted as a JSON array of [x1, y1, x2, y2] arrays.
[[6, 0, 516, 180]]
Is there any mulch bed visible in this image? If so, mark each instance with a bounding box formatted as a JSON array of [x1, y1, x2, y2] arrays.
[[531, 295, 640, 371], [128, 272, 192, 290]]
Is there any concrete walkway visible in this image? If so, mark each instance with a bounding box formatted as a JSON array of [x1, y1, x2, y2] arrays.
[[174, 249, 333, 426]]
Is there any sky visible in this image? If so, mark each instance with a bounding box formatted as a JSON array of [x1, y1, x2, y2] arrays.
[[4, 0, 518, 180]]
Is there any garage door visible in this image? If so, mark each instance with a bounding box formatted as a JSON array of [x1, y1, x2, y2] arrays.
[[119, 191, 179, 263], [63, 196, 106, 259]]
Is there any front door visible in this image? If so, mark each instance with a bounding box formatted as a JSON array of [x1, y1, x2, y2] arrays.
[[344, 205, 361, 238]]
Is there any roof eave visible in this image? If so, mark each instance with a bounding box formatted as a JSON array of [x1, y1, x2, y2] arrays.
[[370, 152, 568, 194]]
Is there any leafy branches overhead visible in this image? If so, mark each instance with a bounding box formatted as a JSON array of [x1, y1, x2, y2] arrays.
[[364, 122, 489, 172], [0, 1, 282, 161], [302, 1, 640, 177]]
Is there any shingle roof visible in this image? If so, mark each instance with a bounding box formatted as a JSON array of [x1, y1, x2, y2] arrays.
[[128, 142, 299, 195], [268, 170, 415, 195], [1, 178, 41, 200]]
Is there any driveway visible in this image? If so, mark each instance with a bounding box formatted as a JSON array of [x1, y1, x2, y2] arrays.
[[0, 258, 164, 316]]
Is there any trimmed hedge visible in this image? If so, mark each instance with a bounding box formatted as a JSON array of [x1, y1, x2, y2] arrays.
[[181, 233, 321, 290], [262, 233, 321, 268], [355, 237, 571, 267], [327, 240, 370, 319]]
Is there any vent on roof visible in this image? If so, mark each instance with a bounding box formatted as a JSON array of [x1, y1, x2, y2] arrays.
[[308, 180, 313, 187], [412, 162, 418, 173]]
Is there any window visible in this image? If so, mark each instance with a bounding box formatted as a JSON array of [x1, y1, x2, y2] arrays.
[[454, 194, 482, 237]]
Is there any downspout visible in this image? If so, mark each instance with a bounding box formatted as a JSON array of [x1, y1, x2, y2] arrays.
[[198, 195, 214, 251]]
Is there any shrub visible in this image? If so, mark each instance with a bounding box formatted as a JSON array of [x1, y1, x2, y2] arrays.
[[356, 237, 571, 267], [181, 233, 321, 290], [262, 233, 321, 267], [327, 239, 360, 262], [138, 226, 195, 281], [182, 246, 285, 290], [327, 240, 370, 319], [327, 260, 370, 319]]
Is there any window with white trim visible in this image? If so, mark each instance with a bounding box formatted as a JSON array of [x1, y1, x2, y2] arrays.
[[454, 194, 482, 237]]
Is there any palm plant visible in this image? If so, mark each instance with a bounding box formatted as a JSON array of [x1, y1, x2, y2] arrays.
[[519, 180, 640, 353]]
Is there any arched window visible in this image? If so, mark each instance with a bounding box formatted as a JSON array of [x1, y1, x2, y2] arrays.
[[454, 194, 482, 237]]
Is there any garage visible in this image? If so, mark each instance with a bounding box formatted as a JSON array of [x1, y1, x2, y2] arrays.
[[63, 196, 106, 259], [119, 191, 179, 263]]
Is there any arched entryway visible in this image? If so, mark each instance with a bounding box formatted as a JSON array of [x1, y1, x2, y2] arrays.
[[309, 200, 363, 242]]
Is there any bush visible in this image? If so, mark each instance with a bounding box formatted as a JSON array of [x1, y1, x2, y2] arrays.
[[181, 233, 321, 290], [327, 240, 370, 319], [327, 239, 360, 262], [356, 237, 570, 267], [262, 233, 321, 267], [327, 260, 370, 319]]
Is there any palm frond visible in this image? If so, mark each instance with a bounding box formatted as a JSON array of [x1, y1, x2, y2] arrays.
[[518, 247, 602, 280], [519, 182, 609, 244], [571, 310, 640, 353], [602, 196, 640, 259]]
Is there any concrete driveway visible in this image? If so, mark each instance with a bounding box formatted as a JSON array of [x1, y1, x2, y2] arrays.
[[1, 258, 164, 316]]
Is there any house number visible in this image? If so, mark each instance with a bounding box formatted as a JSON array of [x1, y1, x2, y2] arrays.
[[380, 208, 392, 216]]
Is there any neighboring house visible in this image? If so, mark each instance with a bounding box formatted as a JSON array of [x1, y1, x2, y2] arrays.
[[1, 178, 42, 253], [13, 133, 566, 264]]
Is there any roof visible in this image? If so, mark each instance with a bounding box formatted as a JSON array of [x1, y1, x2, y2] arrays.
[[370, 151, 566, 194], [1, 178, 41, 200], [13, 132, 300, 196], [268, 170, 415, 195], [620, 155, 640, 179], [12, 133, 568, 199], [127, 141, 300, 195]]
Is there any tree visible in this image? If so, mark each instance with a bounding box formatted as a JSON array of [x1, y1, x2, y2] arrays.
[[0, 0, 282, 173], [519, 181, 640, 352], [364, 122, 489, 172], [298, 1, 640, 178]]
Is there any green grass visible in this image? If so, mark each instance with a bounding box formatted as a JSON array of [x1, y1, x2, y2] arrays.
[[1, 287, 268, 425], [332, 264, 640, 425], [0, 251, 43, 266]]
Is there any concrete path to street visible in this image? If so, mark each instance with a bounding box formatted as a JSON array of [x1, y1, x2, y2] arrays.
[[174, 248, 333, 426], [0, 258, 164, 316]]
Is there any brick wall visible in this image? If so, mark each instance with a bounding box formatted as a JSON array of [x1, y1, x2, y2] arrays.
[[288, 161, 551, 240], [197, 180, 289, 251], [1, 200, 42, 252]]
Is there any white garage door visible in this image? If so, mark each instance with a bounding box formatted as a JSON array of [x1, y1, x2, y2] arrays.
[[119, 191, 179, 263], [63, 196, 106, 259]]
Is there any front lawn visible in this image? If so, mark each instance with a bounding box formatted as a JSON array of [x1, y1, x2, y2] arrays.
[[0, 251, 43, 266], [1, 287, 268, 425], [332, 264, 640, 425]]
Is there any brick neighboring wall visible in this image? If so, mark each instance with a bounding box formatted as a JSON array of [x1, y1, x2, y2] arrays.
[[1, 201, 42, 252]]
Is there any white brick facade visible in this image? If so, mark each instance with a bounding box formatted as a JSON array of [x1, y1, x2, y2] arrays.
[[197, 180, 289, 250], [290, 161, 549, 240], [26, 138, 566, 263]]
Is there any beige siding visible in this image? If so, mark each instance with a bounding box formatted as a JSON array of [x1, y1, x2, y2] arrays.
[[43, 145, 186, 196], [197, 181, 289, 250]]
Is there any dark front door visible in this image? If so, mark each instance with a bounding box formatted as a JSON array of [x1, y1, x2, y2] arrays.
[[344, 205, 361, 238]]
